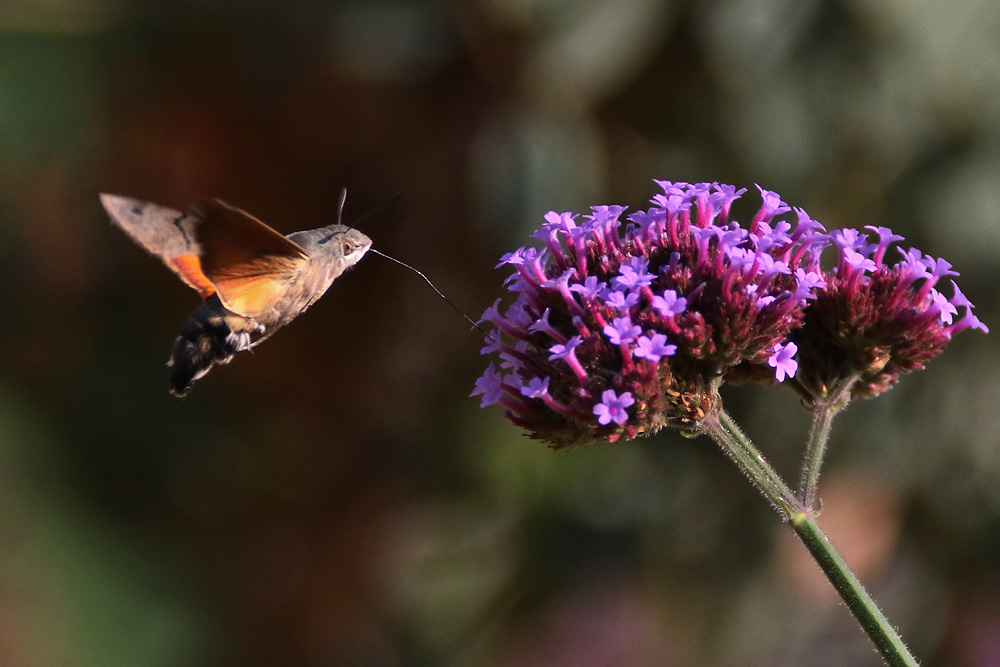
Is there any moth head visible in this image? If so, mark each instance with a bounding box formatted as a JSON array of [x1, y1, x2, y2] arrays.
[[338, 228, 373, 268]]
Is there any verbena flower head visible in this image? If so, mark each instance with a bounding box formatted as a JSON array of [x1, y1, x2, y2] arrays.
[[472, 180, 987, 447], [783, 226, 989, 401], [472, 181, 824, 446]]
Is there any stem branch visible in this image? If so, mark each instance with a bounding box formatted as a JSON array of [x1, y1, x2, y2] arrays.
[[800, 377, 858, 509]]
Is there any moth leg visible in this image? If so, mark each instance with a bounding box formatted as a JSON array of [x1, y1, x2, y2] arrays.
[[225, 330, 255, 351]]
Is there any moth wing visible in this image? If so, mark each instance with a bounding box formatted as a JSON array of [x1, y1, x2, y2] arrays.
[[100, 193, 217, 298], [195, 200, 310, 318]]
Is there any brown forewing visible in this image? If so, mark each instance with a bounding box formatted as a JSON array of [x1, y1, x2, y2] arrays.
[[193, 200, 310, 317]]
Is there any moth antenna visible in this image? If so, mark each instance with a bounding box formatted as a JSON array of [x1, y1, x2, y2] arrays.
[[369, 249, 486, 334], [335, 190, 400, 227], [336, 188, 348, 225]]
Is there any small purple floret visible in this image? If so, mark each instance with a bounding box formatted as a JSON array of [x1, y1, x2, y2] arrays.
[[634, 334, 677, 362], [603, 316, 641, 346], [603, 289, 639, 310], [651, 290, 687, 318], [612, 257, 655, 291], [470, 363, 504, 407], [569, 276, 606, 300], [593, 389, 634, 426], [521, 376, 551, 399], [768, 342, 798, 382]]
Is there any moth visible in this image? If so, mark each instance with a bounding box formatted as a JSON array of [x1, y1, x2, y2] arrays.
[[100, 194, 372, 396]]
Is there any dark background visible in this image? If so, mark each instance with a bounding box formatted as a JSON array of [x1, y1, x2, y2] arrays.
[[1, 1, 998, 665]]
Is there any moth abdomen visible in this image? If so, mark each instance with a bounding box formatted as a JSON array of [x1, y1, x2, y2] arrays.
[[168, 301, 248, 396]]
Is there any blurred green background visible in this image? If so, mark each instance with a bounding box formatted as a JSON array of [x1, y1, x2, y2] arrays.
[[1, 1, 998, 665]]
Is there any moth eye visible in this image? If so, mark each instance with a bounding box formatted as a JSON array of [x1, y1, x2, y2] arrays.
[[342, 241, 356, 255]]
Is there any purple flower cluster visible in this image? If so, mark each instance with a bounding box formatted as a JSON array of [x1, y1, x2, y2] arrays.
[[472, 181, 987, 447], [785, 226, 988, 399]]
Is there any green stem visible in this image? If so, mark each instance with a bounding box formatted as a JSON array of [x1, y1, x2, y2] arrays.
[[790, 512, 919, 667], [801, 403, 836, 510], [800, 378, 857, 510], [706, 409, 919, 666], [707, 410, 801, 517]]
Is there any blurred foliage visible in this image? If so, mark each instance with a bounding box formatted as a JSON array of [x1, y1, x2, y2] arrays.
[[0, 0, 997, 665]]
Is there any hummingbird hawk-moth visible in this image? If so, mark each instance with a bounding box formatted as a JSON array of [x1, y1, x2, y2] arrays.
[[100, 194, 372, 396]]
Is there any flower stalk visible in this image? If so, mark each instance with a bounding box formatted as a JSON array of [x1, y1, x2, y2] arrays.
[[702, 409, 800, 517], [799, 375, 858, 509]]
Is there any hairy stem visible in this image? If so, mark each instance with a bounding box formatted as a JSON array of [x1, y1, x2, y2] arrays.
[[790, 512, 919, 666], [800, 377, 858, 509], [704, 409, 802, 517]]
